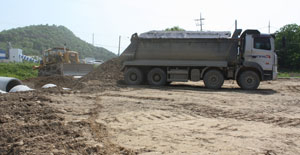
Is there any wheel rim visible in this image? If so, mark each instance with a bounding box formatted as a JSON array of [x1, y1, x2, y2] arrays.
[[153, 74, 161, 82], [210, 75, 219, 86], [246, 76, 255, 85], [130, 73, 137, 81]]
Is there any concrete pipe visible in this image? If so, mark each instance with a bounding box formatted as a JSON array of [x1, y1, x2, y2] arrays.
[[0, 77, 22, 92], [42, 84, 57, 89], [0, 90, 7, 94], [9, 85, 34, 93]]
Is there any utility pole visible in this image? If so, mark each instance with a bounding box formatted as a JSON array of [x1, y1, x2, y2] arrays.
[[118, 35, 121, 56], [268, 21, 271, 34], [235, 20, 237, 30], [92, 33, 95, 46], [195, 13, 205, 31]]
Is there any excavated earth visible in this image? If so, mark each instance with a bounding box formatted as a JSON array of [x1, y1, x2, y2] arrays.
[[1, 58, 300, 154]]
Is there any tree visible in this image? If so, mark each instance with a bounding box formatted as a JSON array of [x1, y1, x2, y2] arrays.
[[165, 26, 185, 31], [275, 24, 300, 70]]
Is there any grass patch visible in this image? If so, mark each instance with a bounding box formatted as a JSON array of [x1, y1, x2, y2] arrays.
[[278, 72, 291, 78], [0, 62, 38, 80], [278, 71, 300, 78]]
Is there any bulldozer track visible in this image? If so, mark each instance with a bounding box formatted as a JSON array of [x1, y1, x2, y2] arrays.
[[103, 111, 201, 126], [180, 103, 300, 128]]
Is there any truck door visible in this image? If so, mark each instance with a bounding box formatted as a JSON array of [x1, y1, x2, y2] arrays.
[[247, 35, 274, 71]]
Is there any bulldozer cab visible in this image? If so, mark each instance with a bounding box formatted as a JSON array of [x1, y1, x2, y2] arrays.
[[65, 51, 80, 64], [43, 48, 64, 65], [43, 47, 80, 65]]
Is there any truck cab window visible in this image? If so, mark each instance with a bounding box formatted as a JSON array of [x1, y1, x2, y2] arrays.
[[254, 37, 271, 50]]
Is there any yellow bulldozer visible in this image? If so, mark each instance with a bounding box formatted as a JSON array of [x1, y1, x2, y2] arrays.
[[34, 47, 94, 76]]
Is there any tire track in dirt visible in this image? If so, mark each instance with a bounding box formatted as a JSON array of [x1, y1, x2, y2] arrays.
[[287, 85, 300, 93], [103, 111, 201, 127], [102, 93, 175, 102], [179, 103, 300, 128]]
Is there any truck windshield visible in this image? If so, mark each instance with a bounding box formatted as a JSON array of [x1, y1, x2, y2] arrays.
[[253, 37, 271, 50]]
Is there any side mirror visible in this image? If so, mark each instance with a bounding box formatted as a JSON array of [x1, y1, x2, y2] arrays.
[[282, 36, 286, 48]]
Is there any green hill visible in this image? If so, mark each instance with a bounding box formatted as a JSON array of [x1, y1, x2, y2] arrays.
[[0, 25, 116, 61]]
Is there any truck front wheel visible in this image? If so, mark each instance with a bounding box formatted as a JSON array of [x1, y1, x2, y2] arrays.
[[238, 71, 260, 90], [203, 69, 224, 89], [124, 67, 143, 85], [147, 68, 167, 86]]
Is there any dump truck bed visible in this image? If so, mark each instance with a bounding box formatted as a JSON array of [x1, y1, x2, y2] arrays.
[[122, 34, 240, 67]]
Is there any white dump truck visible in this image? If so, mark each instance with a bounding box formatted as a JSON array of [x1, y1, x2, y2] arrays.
[[121, 29, 278, 90]]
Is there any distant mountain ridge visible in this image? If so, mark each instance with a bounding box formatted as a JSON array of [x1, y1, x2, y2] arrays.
[[0, 25, 116, 61]]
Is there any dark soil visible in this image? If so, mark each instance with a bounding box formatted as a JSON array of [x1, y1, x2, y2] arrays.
[[0, 58, 136, 154], [23, 76, 78, 89], [0, 91, 134, 155]]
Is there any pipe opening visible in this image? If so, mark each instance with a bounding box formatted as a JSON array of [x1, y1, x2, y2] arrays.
[[6, 80, 22, 92]]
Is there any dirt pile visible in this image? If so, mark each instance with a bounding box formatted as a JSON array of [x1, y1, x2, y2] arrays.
[[23, 76, 78, 89], [0, 92, 134, 155], [74, 58, 124, 92], [80, 58, 123, 84], [21, 58, 124, 92]]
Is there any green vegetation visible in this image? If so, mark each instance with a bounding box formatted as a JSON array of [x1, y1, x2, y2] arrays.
[[0, 63, 38, 80], [275, 24, 300, 70], [278, 72, 300, 78], [278, 69, 300, 78], [165, 26, 185, 31], [0, 25, 116, 61]]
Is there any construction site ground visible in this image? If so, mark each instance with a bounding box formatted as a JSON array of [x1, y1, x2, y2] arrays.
[[1, 59, 300, 154]]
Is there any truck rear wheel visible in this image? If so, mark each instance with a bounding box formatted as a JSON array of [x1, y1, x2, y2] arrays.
[[238, 71, 260, 90], [124, 67, 143, 85], [203, 69, 224, 89], [147, 68, 167, 86]]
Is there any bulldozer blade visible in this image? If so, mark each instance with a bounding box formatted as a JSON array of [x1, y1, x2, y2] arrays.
[[62, 64, 94, 76]]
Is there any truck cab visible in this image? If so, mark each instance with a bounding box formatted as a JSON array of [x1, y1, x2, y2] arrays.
[[241, 30, 278, 81]]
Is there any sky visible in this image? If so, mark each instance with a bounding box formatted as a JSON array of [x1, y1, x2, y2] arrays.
[[0, 0, 299, 55]]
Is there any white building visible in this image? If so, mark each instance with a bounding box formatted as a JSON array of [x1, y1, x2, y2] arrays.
[[9, 49, 23, 62]]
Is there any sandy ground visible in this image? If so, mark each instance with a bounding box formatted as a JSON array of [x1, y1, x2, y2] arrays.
[[2, 59, 299, 154], [37, 78, 300, 155]]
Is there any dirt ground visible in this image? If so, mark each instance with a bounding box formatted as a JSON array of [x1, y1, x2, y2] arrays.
[[1, 59, 300, 154], [2, 78, 300, 154], [94, 79, 300, 155]]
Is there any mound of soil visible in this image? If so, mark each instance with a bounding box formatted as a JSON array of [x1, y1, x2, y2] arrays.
[[0, 92, 134, 154], [74, 58, 124, 92], [23, 76, 78, 89], [21, 58, 124, 93], [80, 58, 123, 84]]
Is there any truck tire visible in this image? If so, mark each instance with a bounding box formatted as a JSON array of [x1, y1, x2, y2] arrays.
[[124, 67, 143, 85], [147, 68, 167, 86], [236, 79, 242, 88], [203, 69, 224, 89], [238, 71, 260, 90]]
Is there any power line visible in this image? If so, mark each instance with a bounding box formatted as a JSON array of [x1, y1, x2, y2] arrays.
[[92, 33, 95, 46], [195, 13, 205, 31], [235, 20, 238, 30], [94, 44, 126, 49], [268, 21, 271, 34], [118, 35, 121, 56]]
